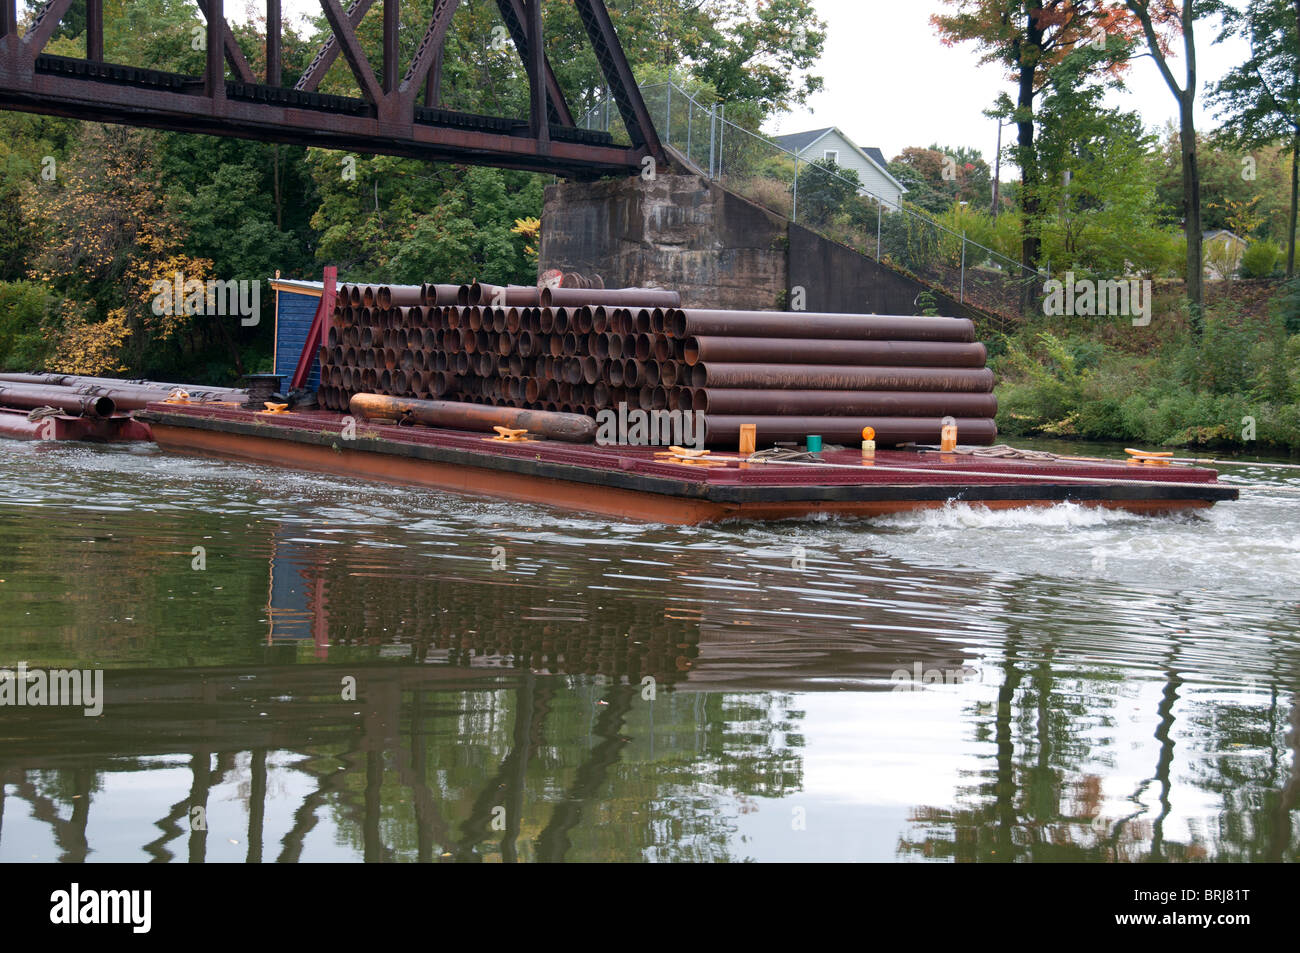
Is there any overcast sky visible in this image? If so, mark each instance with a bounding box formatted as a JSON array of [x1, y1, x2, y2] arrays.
[[265, 0, 1249, 168], [769, 0, 1249, 167]]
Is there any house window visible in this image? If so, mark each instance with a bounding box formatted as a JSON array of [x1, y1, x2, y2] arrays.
[[823, 149, 839, 164]]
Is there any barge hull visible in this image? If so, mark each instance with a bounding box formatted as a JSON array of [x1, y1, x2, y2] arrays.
[[145, 405, 1234, 524]]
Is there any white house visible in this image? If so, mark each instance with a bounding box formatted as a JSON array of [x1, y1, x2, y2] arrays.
[[772, 127, 908, 209]]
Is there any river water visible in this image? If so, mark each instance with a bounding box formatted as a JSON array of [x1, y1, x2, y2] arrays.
[[0, 436, 1296, 862]]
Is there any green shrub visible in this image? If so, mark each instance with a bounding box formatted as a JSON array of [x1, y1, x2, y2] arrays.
[[0, 280, 55, 371], [1241, 240, 1281, 279]]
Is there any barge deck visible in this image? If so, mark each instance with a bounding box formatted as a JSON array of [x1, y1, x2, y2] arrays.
[[139, 403, 1239, 525]]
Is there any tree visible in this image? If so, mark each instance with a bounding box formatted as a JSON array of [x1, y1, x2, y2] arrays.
[[1125, 0, 1224, 334], [933, 1, 1146, 311], [1209, 0, 1300, 277], [889, 144, 993, 212], [794, 157, 859, 227]]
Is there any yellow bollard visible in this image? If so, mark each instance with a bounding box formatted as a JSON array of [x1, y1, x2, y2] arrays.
[[739, 424, 757, 456]]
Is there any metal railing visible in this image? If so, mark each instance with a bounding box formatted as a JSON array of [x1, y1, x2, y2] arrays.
[[580, 81, 1040, 319]]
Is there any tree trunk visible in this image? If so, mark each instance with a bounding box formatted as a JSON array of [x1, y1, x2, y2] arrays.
[[1016, 54, 1041, 314], [1180, 97, 1204, 335], [273, 144, 283, 232], [1288, 128, 1298, 278], [1014, 5, 1046, 316]]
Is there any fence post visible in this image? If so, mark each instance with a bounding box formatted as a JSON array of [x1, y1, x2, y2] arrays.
[[793, 154, 799, 222], [876, 201, 882, 259], [686, 100, 693, 164], [666, 83, 672, 148], [960, 232, 967, 304], [707, 103, 716, 179], [718, 104, 724, 180]]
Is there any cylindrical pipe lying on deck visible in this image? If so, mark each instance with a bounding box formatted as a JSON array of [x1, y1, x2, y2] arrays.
[[349, 394, 596, 443], [695, 389, 997, 417], [376, 285, 423, 308], [541, 287, 681, 309], [421, 283, 462, 306], [0, 383, 116, 417], [694, 363, 995, 392], [670, 310, 975, 343], [0, 373, 246, 400], [682, 337, 988, 368], [704, 416, 998, 446]]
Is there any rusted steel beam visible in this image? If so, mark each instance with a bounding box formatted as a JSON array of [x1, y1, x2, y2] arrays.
[[399, 0, 459, 111], [205, 0, 225, 97], [382, 0, 398, 95], [195, 0, 257, 84], [21, 0, 76, 60], [525, 0, 547, 143], [496, 0, 574, 126], [318, 0, 383, 106], [424, 41, 442, 105], [0, 67, 642, 174], [571, 0, 664, 162], [266, 0, 281, 85], [86, 0, 102, 61], [296, 0, 374, 93]]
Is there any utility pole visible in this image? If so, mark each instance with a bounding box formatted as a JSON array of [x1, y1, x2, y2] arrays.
[[992, 118, 1010, 218]]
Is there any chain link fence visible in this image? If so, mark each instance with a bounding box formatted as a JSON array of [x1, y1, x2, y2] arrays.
[[581, 82, 1041, 320]]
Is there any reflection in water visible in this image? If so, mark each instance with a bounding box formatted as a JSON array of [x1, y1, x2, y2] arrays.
[[0, 439, 1296, 861]]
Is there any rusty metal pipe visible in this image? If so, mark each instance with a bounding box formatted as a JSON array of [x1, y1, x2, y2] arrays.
[[377, 286, 423, 309], [671, 309, 976, 343], [695, 389, 998, 417], [695, 364, 995, 392], [682, 337, 989, 368], [421, 283, 461, 306], [541, 287, 681, 308], [0, 384, 116, 417]]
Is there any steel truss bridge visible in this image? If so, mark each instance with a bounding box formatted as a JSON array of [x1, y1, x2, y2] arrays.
[[0, 0, 665, 177]]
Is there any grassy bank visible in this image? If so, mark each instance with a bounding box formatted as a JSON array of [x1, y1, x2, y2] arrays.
[[989, 278, 1300, 454]]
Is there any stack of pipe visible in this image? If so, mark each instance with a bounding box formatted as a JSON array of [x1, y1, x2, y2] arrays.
[[0, 373, 247, 414], [316, 282, 997, 446]]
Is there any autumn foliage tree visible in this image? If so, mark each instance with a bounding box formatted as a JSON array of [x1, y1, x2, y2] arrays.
[[932, 1, 1149, 309], [23, 124, 214, 374]]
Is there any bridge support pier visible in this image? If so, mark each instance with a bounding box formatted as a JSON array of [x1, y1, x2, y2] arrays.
[[541, 172, 989, 320]]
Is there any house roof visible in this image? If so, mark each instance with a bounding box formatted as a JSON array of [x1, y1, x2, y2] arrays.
[[771, 126, 907, 196], [772, 127, 836, 154], [862, 147, 889, 168]]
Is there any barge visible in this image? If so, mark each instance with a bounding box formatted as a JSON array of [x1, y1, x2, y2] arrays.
[[139, 402, 1238, 525]]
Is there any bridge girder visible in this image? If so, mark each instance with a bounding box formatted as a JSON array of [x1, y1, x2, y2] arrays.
[[0, 0, 665, 178]]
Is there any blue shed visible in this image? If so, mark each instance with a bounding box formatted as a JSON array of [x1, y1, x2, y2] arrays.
[[271, 277, 324, 390]]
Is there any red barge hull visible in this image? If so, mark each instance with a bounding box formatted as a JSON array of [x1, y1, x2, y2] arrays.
[[138, 403, 1237, 525]]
